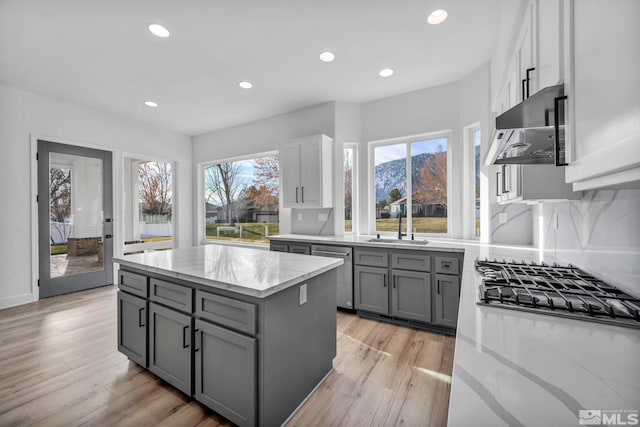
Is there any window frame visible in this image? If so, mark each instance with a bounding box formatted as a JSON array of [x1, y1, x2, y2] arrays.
[[368, 130, 452, 238], [462, 123, 482, 240], [343, 142, 358, 234], [197, 150, 280, 247], [122, 155, 176, 254]]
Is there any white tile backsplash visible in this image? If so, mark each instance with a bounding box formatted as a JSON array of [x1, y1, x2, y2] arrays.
[[537, 189, 640, 296], [290, 208, 335, 236], [490, 203, 533, 245]]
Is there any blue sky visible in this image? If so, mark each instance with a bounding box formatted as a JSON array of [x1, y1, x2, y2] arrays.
[[374, 138, 448, 166]]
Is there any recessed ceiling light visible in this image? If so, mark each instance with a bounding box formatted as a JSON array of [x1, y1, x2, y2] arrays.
[[379, 68, 394, 77], [427, 9, 448, 25], [319, 51, 336, 62], [144, 101, 158, 107], [239, 81, 253, 89], [148, 24, 170, 38]]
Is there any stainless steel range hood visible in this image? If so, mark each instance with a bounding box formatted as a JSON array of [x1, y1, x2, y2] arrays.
[[486, 84, 567, 166]]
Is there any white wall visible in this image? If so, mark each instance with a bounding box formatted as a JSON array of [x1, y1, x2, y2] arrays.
[[534, 189, 640, 296], [192, 102, 335, 161], [0, 84, 192, 308], [192, 102, 336, 239]]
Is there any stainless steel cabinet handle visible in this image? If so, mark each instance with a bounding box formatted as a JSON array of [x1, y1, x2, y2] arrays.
[[437, 279, 441, 294], [295, 187, 299, 203], [194, 329, 200, 353], [496, 171, 501, 196], [138, 307, 145, 327], [311, 250, 350, 257], [502, 165, 509, 193], [383, 273, 387, 287], [301, 186, 304, 203], [393, 275, 396, 288], [554, 95, 568, 166]]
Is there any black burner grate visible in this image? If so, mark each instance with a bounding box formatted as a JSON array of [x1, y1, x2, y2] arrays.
[[475, 259, 640, 329]]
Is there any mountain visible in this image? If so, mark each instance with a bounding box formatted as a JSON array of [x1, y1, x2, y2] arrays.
[[374, 147, 480, 203], [375, 152, 437, 202]]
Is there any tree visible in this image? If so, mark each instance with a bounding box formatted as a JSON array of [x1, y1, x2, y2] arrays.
[[249, 155, 279, 212], [49, 168, 71, 223], [344, 150, 352, 220], [389, 188, 403, 204], [413, 148, 447, 210], [205, 162, 244, 225], [138, 162, 172, 217]]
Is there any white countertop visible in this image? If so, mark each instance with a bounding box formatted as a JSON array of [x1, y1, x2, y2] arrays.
[[114, 244, 342, 298], [268, 233, 464, 252], [269, 234, 640, 425]]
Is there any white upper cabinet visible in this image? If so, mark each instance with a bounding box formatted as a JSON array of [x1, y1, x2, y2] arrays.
[[280, 134, 333, 208], [563, 0, 640, 190], [537, 0, 562, 89]]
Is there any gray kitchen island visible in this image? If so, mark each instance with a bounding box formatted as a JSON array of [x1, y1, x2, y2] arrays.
[[115, 245, 342, 427]]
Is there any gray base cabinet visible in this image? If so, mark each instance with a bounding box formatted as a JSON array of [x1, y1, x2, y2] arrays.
[[434, 273, 461, 328], [353, 248, 462, 333], [391, 270, 431, 323], [117, 266, 338, 427], [354, 265, 388, 314], [195, 319, 256, 427], [149, 302, 193, 395], [117, 291, 147, 367]]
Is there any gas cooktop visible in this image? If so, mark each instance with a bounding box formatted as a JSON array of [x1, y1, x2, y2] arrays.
[[475, 259, 640, 329]]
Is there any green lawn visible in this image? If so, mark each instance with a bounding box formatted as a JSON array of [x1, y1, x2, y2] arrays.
[[375, 217, 448, 234], [50, 244, 68, 255], [205, 222, 280, 243]]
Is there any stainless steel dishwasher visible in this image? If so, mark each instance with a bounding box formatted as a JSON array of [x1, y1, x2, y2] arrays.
[[311, 245, 353, 309]]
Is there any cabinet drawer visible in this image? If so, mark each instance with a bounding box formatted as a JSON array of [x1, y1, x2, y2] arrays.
[[289, 243, 311, 255], [270, 242, 288, 252], [354, 249, 389, 268], [195, 290, 257, 335], [391, 252, 430, 272], [150, 278, 193, 313], [435, 257, 459, 275], [118, 270, 148, 298]]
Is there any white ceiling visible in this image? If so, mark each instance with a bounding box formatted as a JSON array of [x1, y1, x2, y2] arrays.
[[1, 0, 510, 136]]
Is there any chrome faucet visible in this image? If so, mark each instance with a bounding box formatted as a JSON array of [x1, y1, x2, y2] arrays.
[[397, 208, 406, 240]]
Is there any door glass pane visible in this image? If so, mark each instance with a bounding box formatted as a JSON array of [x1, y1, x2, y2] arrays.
[[411, 138, 448, 234], [374, 144, 407, 234], [49, 153, 103, 278]]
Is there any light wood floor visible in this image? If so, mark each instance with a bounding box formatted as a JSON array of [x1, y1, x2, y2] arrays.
[[0, 285, 455, 427]]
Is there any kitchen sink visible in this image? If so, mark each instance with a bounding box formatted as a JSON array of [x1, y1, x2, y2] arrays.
[[365, 238, 429, 246]]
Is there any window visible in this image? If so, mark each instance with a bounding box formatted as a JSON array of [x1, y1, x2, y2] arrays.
[[473, 129, 481, 238], [343, 144, 357, 233], [123, 159, 174, 254], [372, 135, 449, 235], [203, 153, 279, 244]]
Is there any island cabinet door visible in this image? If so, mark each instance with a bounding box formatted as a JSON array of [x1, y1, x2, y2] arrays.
[[148, 302, 193, 396], [117, 291, 147, 367], [391, 270, 431, 323], [194, 319, 256, 427], [354, 265, 389, 314], [434, 274, 461, 329]]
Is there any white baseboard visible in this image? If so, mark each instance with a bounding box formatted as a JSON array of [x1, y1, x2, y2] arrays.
[[0, 293, 35, 310]]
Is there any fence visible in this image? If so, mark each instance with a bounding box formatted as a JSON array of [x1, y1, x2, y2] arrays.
[[50, 222, 72, 244]]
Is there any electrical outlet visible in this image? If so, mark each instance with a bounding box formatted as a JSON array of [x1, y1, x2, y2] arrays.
[[297, 213, 303, 221], [499, 212, 508, 224], [318, 213, 328, 222], [299, 284, 307, 305]]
